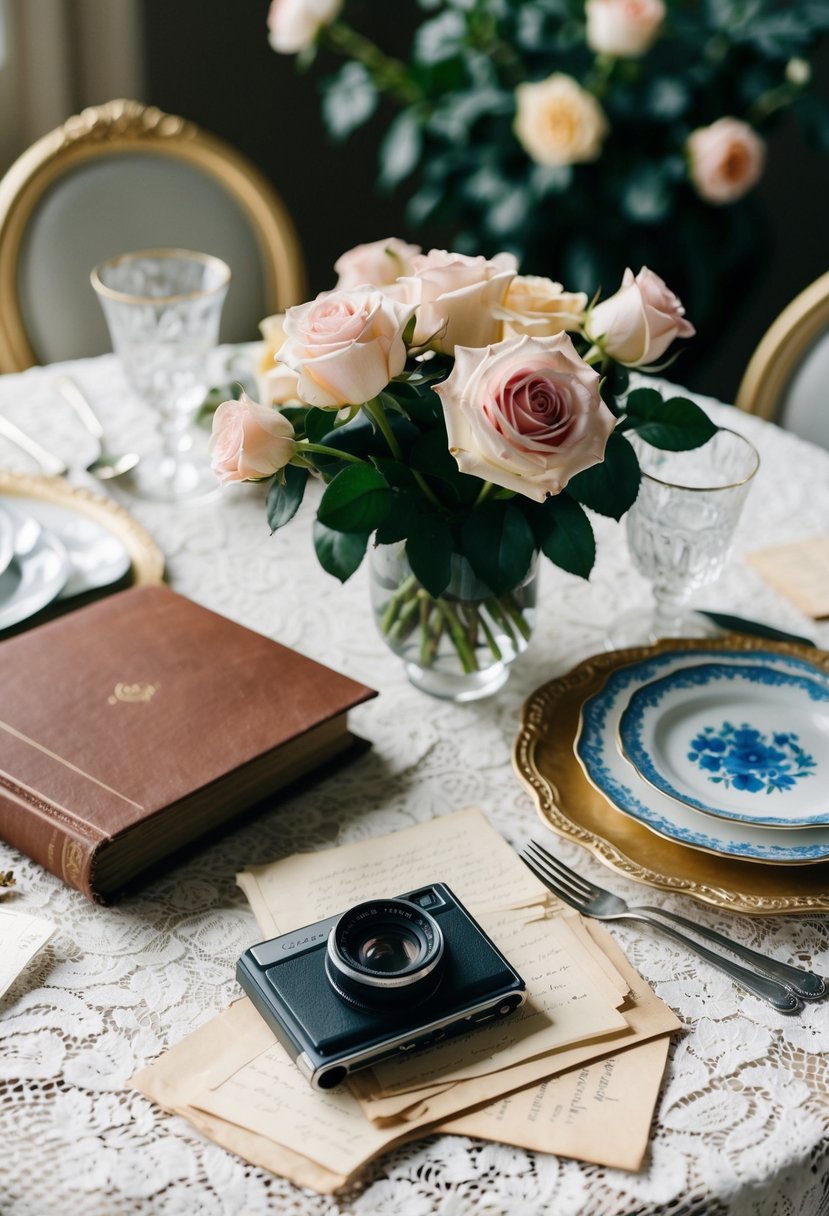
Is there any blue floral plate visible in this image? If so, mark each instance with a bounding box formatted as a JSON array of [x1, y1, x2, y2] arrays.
[[575, 647, 829, 863], [618, 663, 829, 829]]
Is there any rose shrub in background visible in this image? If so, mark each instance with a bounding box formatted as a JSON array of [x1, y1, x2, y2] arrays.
[[265, 0, 829, 340], [211, 241, 715, 682]]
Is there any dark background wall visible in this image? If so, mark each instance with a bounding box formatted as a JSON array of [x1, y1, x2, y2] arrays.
[[142, 0, 829, 403]]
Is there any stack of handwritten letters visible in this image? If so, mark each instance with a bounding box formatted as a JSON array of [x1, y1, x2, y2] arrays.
[[131, 809, 680, 1193]]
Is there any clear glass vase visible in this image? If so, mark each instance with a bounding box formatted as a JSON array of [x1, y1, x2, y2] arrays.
[[369, 543, 539, 701]]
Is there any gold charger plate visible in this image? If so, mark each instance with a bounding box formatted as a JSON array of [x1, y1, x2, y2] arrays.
[[514, 635, 829, 915], [0, 470, 164, 627]]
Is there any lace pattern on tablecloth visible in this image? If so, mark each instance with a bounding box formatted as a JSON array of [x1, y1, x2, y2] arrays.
[[0, 357, 828, 1216]]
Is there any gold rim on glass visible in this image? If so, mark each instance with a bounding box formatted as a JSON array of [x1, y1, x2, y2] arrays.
[[90, 248, 232, 307], [636, 427, 761, 493]]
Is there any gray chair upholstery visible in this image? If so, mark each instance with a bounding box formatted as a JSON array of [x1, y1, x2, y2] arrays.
[[0, 99, 306, 372], [735, 271, 829, 451]]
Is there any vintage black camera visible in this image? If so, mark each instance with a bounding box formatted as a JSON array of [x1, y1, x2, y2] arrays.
[[236, 882, 526, 1090]]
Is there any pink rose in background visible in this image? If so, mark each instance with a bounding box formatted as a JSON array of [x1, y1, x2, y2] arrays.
[[267, 0, 342, 53], [687, 118, 766, 204], [493, 275, 588, 338], [585, 0, 666, 58], [401, 249, 517, 355], [433, 333, 615, 501], [334, 237, 422, 290], [280, 288, 416, 408], [585, 267, 695, 366], [209, 392, 296, 485]]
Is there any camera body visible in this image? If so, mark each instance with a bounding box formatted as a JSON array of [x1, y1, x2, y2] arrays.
[[236, 882, 526, 1090]]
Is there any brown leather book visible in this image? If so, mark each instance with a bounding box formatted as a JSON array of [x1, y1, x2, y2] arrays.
[[0, 585, 377, 902]]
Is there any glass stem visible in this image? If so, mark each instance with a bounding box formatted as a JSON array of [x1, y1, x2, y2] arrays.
[[651, 587, 688, 639]]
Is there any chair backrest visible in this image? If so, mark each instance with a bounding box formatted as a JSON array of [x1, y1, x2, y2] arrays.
[[0, 99, 307, 372], [734, 271, 829, 451]]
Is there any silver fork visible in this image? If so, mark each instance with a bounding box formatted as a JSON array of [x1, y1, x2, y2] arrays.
[[521, 840, 826, 1013]]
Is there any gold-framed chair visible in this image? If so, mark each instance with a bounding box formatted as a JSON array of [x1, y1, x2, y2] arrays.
[[734, 270, 829, 451], [0, 99, 307, 372]]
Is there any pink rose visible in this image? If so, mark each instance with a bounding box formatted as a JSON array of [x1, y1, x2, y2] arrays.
[[209, 392, 296, 485], [267, 0, 342, 53], [585, 267, 695, 366], [401, 249, 517, 355], [279, 288, 416, 408], [433, 333, 615, 502], [687, 118, 766, 204], [585, 0, 666, 58], [334, 237, 422, 290]]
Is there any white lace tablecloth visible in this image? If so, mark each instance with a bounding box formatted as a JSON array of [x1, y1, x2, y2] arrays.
[[1, 354, 828, 1216]]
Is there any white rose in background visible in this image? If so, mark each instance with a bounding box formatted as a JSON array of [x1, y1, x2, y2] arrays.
[[687, 118, 767, 204], [585, 0, 666, 58], [493, 276, 588, 338], [334, 237, 422, 290], [433, 333, 615, 501], [279, 288, 415, 408], [209, 392, 296, 485], [514, 73, 608, 167], [585, 267, 695, 366], [267, 0, 342, 54], [257, 314, 302, 406], [401, 249, 517, 355]]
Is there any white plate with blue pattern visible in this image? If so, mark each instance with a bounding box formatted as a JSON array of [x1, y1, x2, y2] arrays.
[[618, 662, 829, 829], [576, 646, 829, 863]]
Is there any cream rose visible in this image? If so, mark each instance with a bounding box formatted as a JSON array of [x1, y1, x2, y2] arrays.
[[400, 249, 517, 355], [585, 0, 666, 58], [493, 276, 588, 338], [687, 118, 766, 205], [433, 333, 615, 502], [585, 266, 695, 366], [514, 73, 609, 167], [334, 237, 422, 290], [209, 392, 296, 485], [279, 288, 416, 408], [267, 0, 342, 53], [256, 313, 302, 407]]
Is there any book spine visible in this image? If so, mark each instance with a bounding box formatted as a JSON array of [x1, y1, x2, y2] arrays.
[[0, 779, 100, 901]]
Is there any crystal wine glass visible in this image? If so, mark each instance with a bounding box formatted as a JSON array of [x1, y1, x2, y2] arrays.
[[609, 428, 760, 647], [91, 248, 231, 502]]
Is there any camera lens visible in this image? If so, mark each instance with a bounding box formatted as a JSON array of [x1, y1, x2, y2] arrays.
[[326, 898, 444, 1012]]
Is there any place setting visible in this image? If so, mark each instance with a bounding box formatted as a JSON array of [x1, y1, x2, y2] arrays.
[[505, 384, 829, 915]]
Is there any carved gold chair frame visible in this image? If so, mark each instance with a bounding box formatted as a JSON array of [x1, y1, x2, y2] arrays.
[[735, 270, 829, 421], [0, 98, 307, 372]]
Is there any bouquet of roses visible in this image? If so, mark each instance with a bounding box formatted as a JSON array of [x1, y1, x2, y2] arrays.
[[210, 240, 715, 684]]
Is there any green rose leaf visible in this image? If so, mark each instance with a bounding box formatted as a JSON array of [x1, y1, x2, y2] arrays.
[[567, 432, 641, 519], [305, 407, 341, 445], [624, 389, 718, 450], [527, 494, 596, 580], [405, 514, 455, 598], [317, 465, 393, 533], [266, 464, 309, 532], [378, 109, 424, 190], [375, 491, 421, 544], [312, 522, 370, 583], [461, 502, 537, 596]]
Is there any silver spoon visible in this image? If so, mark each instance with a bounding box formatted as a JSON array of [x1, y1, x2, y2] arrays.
[[54, 375, 140, 480]]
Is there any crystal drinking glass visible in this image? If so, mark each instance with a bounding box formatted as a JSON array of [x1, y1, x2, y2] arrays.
[[609, 428, 760, 647], [91, 249, 231, 502]]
